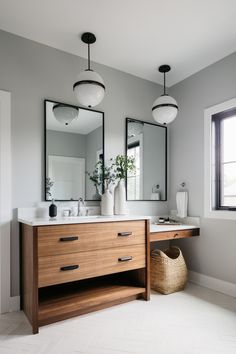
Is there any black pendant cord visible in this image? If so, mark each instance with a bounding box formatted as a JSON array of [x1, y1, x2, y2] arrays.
[[87, 42, 91, 70], [81, 32, 96, 71], [159, 64, 170, 95], [163, 72, 166, 95]]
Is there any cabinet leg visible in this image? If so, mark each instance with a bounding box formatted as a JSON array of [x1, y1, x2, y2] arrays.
[[32, 325, 39, 334], [141, 287, 150, 301]]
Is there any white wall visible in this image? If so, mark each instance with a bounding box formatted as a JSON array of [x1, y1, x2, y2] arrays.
[[0, 30, 169, 296], [169, 52, 236, 284]]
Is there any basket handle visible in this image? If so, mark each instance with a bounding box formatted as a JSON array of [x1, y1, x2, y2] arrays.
[[151, 249, 169, 258]]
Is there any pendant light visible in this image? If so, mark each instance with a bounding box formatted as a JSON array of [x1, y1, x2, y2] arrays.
[[152, 65, 178, 124], [73, 32, 105, 108], [53, 104, 79, 126]]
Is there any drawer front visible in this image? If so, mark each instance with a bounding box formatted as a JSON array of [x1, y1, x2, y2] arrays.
[[37, 221, 145, 256], [150, 228, 199, 242], [38, 244, 145, 287]]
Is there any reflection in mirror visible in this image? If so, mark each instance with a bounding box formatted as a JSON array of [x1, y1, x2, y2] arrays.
[[126, 118, 167, 201], [45, 100, 104, 201]]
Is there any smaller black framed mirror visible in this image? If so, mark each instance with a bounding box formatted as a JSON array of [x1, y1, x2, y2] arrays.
[[44, 99, 104, 201], [126, 118, 167, 201]]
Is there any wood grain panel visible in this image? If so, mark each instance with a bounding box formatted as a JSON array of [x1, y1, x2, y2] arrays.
[[39, 284, 145, 326], [150, 228, 200, 242], [38, 244, 145, 287], [145, 219, 150, 300], [38, 221, 145, 256], [21, 224, 39, 334]]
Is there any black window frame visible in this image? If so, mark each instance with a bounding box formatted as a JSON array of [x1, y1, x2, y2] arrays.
[[212, 107, 236, 210]]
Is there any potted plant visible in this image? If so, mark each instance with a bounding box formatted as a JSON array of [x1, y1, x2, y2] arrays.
[[45, 177, 54, 200], [87, 159, 116, 215], [100, 159, 116, 215], [114, 155, 135, 215], [86, 160, 103, 199]]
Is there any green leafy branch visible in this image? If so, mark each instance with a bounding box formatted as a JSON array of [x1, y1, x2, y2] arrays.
[[114, 155, 135, 181]]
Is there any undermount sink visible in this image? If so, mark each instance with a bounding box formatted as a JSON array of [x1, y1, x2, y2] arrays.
[[65, 215, 101, 219], [63, 215, 121, 220]]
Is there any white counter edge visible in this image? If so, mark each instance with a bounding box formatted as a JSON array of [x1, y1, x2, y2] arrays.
[[18, 215, 151, 227], [150, 224, 199, 233]]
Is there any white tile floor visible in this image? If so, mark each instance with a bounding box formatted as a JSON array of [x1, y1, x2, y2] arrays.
[[0, 283, 235, 354]]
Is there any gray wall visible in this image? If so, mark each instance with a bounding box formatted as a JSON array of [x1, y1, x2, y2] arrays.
[[2, 28, 236, 295], [0, 30, 168, 296], [46, 130, 86, 157], [169, 52, 236, 284]]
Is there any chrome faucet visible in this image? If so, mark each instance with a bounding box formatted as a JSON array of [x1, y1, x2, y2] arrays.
[[77, 197, 85, 216]]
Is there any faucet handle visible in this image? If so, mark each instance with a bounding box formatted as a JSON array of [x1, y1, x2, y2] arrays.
[[78, 197, 85, 204]]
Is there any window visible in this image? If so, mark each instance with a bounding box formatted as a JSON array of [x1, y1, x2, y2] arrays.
[[127, 141, 141, 200], [212, 108, 236, 210], [204, 97, 236, 219]]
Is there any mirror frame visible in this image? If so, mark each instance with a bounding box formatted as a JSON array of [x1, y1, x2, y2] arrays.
[[44, 99, 105, 201], [125, 117, 167, 201]]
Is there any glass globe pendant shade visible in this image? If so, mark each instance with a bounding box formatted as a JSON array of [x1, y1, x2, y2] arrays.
[[73, 70, 105, 108], [53, 104, 78, 126], [152, 94, 178, 124], [152, 65, 178, 124], [73, 32, 105, 108]]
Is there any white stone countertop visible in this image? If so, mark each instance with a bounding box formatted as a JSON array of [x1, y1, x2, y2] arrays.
[[18, 215, 151, 227], [18, 215, 200, 234], [150, 224, 199, 233]]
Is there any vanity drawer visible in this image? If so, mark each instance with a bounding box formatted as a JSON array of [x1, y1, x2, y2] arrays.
[[37, 221, 145, 256], [38, 244, 145, 287], [150, 228, 199, 242]]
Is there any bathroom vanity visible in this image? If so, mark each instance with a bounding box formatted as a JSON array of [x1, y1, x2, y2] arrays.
[[19, 213, 200, 334], [20, 216, 150, 334]]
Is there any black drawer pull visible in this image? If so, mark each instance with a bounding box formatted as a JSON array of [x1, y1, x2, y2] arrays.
[[174, 233, 179, 238], [118, 232, 132, 237], [118, 256, 133, 262], [60, 236, 79, 242], [60, 265, 79, 271]]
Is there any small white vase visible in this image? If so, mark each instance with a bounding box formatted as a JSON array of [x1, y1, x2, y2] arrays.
[[93, 185, 101, 200], [114, 180, 128, 215], [101, 188, 114, 216]]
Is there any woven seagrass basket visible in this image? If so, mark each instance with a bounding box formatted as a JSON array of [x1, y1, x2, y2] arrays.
[[150, 246, 188, 295]]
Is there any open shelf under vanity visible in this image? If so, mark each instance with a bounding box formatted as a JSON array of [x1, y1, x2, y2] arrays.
[[38, 274, 146, 326]]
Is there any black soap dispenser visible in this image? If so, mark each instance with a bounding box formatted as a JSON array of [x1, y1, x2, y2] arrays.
[[49, 199, 57, 219]]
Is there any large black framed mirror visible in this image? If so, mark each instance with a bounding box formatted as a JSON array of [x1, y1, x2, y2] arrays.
[[126, 118, 167, 201], [44, 99, 104, 201]]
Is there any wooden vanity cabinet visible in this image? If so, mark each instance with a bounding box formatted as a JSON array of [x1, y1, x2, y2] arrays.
[[20, 220, 150, 334]]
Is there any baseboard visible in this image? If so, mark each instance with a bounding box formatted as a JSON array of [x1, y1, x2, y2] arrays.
[[9, 296, 20, 312], [188, 271, 236, 298]]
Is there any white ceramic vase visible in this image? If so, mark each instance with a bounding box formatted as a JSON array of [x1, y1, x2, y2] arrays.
[[101, 188, 114, 216], [114, 180, 128, 215]]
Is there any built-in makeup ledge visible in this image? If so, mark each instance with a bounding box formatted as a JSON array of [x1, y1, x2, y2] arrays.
[[150, 224, 200, 242]]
